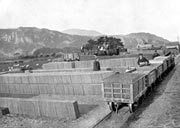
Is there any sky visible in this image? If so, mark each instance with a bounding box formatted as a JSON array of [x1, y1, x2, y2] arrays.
[[0, 0, 180, 41]]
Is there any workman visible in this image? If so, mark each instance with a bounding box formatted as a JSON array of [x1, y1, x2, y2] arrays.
[[152, 50, 160, 59], [93, 56, 101, 71], [137, 53, 150, 66]]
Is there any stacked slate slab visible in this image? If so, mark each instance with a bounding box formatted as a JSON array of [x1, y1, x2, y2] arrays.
[[32, 67, 109, 73], [0, 97, 80, 119], [0, 71, 113, 96], [42, 58, 138, 70]]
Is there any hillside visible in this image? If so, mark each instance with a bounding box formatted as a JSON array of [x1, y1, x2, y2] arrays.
[[0, 27, 91, 57], [62, 29, 102, 36], [0, 27, 170, 58], [113, 32, 170, 49]]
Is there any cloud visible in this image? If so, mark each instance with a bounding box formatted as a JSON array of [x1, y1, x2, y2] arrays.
[[0, 0, 179, 41]]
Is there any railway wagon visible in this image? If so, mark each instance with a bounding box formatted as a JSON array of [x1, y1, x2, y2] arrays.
[[154, 56, 170, 71], [166, 55, 175, 69], [149, 60, 167, 75], [132, 65, 157, 88], [170, 56, 175, 68], [102, 73, 147, 113], [154, 56, 175, 73], [152, 63, 164, 79]]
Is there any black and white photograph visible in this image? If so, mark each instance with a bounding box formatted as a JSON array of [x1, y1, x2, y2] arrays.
[[0, 0, 179, 128]]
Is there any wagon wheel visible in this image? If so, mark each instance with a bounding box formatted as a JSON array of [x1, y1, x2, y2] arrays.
[[128, 103, 135, 113], [108, 102, 116, 112]]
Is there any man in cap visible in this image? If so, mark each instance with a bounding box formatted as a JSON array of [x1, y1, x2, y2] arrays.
[[137, 53, 150, 67], [152, 50, 160, 59]]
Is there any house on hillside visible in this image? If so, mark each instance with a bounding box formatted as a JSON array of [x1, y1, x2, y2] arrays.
[[165, 42, 180, 55], [136, 43, 153, 50]]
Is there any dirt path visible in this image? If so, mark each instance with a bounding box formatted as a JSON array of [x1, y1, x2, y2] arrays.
[[123, 65, 180, 128]]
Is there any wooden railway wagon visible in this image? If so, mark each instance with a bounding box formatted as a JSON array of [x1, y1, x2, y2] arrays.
[[166, 55, 175, 69], [170, 56, 175, 68], [102, 73, 147, 113], [150, 59, 168, 75], [111, 64, 163, 86], [132, 65, 158, 88], [154, 56, 175, 73], [109, 64, 163, 87], [152, 63, 164, 79], [154, 56, 169, 69], [102, 55, 176, 113]]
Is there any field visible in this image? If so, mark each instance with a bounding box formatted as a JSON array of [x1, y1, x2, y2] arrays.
[[0, 58, 51, 72], [0, 48, 167, 72]]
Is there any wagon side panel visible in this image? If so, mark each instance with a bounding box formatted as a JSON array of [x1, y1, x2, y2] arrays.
[[132, 76, 147, 102], [102, 82, 131, 103]]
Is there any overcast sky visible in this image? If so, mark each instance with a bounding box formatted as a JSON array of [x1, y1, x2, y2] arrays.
[[0, 0, 179, 41]]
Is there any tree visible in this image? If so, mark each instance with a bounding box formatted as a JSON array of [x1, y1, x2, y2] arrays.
[[86, 39, 96, 50], [85, 36, 124, 51]]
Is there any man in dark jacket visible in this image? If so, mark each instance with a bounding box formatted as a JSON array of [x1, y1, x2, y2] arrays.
[[93, 56, 101, 71], [152, 50, 160, 59], [137, 53, 150, 66]]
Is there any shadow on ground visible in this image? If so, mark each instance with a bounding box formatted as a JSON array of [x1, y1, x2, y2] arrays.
[[78, 104, 98, 115]]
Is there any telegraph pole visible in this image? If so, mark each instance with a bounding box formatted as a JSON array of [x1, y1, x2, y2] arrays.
[[178, 36, 180, 52]]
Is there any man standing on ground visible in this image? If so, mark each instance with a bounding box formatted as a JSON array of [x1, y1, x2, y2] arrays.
[[93, 56, 101, 71]]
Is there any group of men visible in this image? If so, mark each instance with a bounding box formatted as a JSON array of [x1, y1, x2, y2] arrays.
[[93, 50, 161, 71]]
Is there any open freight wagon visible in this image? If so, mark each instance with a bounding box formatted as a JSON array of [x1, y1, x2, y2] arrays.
[[132, 64, 159, 88], [154, 56, 175, 71], [151, 55, 175, 75], [102, 55, 175, 113], [102, 73, 147, 113]]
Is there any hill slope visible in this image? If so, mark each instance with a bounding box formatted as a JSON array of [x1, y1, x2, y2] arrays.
[[0, 27, 170, 57], [0, 27, 91, 57], [113, 32, 170, 49], [62, 29, 102, 36]]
